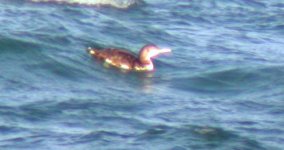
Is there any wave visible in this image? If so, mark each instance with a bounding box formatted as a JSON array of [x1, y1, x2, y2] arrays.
[[138, 124, 269, 150], [29, 0, 144, 9], [0, 36, 94, 84], [170, 66, 284, 94]]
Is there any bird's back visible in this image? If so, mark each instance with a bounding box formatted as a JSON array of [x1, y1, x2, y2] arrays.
[[87, 47, 139, 70]]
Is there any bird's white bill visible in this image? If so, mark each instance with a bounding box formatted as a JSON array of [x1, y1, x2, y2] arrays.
[[160, 48, 172, 53]]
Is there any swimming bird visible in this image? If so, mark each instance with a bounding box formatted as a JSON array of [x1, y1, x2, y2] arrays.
[[87, 44, 171, 72]]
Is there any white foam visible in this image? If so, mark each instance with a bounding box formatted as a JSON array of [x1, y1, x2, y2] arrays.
[[30, 0, 142, 9]]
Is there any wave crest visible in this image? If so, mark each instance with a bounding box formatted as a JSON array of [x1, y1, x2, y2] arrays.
[[30, 0, 144, 9]]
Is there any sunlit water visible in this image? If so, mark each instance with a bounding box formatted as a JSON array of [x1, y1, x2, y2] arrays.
[[0, 0, 284, 149]]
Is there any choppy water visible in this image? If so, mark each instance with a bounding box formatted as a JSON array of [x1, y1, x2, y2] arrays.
[[0, 0, 284, 149]]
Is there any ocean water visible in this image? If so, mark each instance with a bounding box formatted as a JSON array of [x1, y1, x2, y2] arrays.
[[0, 0, 284, 149]]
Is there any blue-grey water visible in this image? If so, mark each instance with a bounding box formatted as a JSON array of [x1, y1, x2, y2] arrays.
[[1, 0, 284, 150]]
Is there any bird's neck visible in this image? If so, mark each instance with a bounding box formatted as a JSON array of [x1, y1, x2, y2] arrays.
[[137, 50, 154, 71], [142, 61, 154, 71], [134, 58, 153, 71]]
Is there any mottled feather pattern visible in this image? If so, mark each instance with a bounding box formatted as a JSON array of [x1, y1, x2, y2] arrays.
[[91, 48, 140, 70]]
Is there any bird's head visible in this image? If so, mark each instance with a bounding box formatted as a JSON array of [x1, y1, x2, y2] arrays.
[[139, 44, 171, 63]]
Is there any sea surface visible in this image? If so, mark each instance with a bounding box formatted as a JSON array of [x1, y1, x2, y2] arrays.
[[0, 0, 284, 150]]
